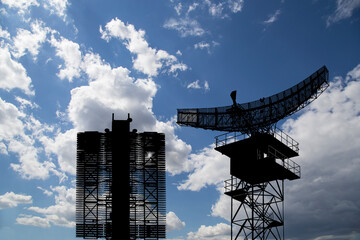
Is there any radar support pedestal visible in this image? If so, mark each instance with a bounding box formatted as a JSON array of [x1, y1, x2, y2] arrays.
[[216, 129, 300, 239]]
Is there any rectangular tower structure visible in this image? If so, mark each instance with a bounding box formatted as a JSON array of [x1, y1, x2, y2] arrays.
[[76, 115, 166, 239]]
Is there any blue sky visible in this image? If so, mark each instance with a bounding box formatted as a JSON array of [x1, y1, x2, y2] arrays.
[[0, 0, 360, 239]]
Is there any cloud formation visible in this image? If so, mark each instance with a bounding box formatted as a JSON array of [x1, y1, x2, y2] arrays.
[[0, 192, 32, 209], [163, 18, 206, 38], [20, 186, 75, 228], [11, 20, 50, 59], [187, 80, 210, 91], [194, 41, 219, 54], [50, 34, 82, 82], [281, 64, 360, 239], [263, 9, 281, 25], [43, 0, 69, 20], [327, 0, 360, 26], [167, 211, 186, 232], [0, 0, 70, 21], [0, 47, 34, 95], [177, 145, 229, 191], [100, 18, 187, 76], [187, 223, 231, 240], [0, 98, 58, 180], [0, 0, 40, 15]]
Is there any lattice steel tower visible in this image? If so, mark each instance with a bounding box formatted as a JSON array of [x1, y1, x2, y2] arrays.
[[177, 66, 329, 239], [76, 114, 166, 239]]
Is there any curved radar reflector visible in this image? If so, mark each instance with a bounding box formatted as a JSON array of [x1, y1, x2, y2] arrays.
[[177, 66, 329, 133]]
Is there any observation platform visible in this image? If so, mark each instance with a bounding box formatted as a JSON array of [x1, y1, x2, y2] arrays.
[[215, 130, 300, 184]]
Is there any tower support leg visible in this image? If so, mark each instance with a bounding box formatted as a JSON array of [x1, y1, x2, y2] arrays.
[[228, 178, 284, 240]]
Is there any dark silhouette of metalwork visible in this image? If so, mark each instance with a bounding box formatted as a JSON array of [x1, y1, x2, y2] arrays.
[[178, 66, 329, 134], [76, 114, 166, 239], [177, 66, 329, 239]]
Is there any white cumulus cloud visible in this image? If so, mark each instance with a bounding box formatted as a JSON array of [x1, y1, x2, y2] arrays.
[[177, 144, 229, 191], [0, 47, 34, 95], [167, 211, 186, 232], [187, 223, 231, 240], [0, 97, 60, 180], [16, 215, 51, 228], [0, 0, 39, 15], [0, 192, 32, 209], [11, 20, 50, 60], [43, 0, 69, 20], [50, 34, 82, 82], [280, 64, 360, 239], [100, 18, 187, 76], [26, 186, 75, 228]]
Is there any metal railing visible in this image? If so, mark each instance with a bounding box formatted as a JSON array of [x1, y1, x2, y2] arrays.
[[224, 177, 246, 193], [215, 132, 248, 148], [268, 145, 301, 178], [271, 128, 299, 153], [214, 127, 299, 152]]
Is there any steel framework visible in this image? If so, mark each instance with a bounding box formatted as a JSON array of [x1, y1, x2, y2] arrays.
[[130, 132, 166, 239], [225, 178, 285, 239], [217, 129, 300, 239], [177, 66, 329, 239], [76, 132, 112, 239], [177, 65, 329, 134], [76, 117, 166, 239]]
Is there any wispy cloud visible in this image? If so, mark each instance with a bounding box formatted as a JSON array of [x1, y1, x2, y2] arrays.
[[0, 0, 39, 16], [194, 41, 220, 54], [165, 0, 244, 37], [163, 17, 206, 37], [187, 80, 210, 91], [187, 80, 201, 89], [263, 9, 281, 25], [174, 2, 182, 15], [204, 0, 225, 18], [194, 41, 210, 50], [43, 0, 70, 21], [327, 0, 360, 26]]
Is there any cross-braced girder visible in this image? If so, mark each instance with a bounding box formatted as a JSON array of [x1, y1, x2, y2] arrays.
[[129, 132, 166, 239], [227, 177, 285, 240]]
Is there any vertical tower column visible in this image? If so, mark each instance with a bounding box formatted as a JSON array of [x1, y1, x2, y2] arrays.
[[111, 114, 132, 240]]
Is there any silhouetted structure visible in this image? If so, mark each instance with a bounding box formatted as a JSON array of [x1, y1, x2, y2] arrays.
[[76, 114, 166, 239], [177, 66, 329, 239]]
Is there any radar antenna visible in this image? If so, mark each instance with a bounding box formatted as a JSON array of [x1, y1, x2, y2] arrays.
[[178, 66, 329, 134], [177, 66, 329, 240]]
